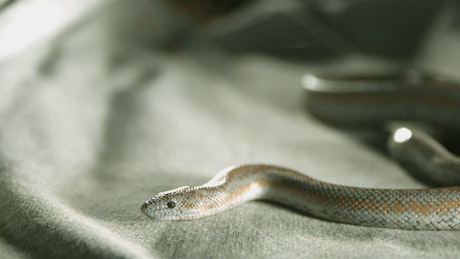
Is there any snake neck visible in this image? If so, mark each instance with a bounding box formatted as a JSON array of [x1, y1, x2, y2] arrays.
[[189, 165, 316, 217]]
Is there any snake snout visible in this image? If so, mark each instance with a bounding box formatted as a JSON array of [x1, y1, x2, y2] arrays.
[[141, 201, 149, 214]]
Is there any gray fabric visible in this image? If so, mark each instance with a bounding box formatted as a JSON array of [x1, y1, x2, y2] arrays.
[[1, 1, 460, 258]]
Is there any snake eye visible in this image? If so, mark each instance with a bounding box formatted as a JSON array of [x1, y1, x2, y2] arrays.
[[167, 201, 176, 209]]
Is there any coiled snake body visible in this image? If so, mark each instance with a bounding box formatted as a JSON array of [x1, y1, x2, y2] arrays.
[[142, 72, 460, 230]]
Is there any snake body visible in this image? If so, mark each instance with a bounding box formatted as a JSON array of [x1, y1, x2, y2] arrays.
[[141, 71, 460, 230]]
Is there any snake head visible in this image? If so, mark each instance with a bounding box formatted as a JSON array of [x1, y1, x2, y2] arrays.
[[141, 186, 195, 220]]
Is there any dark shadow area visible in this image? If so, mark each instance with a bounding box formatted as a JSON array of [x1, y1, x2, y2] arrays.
[[308, 0, 442, 59], [204, 9, 349, 61], [167, 0, 252, 21], [0, 0, 15, 12], [180, 0, 445, 62]]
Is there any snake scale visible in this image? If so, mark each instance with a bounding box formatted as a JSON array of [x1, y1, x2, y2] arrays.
[[141, 71, 460, 230]]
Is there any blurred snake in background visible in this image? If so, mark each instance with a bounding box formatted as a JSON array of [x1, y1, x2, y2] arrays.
[[142, 71, 460, 230]]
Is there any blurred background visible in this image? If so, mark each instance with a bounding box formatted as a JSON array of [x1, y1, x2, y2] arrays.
[[2, 0, 459, 73]]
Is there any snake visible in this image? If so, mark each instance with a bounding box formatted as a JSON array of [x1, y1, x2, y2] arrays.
[[141, 71, 460, 230]]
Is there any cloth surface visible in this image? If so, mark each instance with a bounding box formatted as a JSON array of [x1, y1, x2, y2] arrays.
[[1, 1, 460, 258]]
